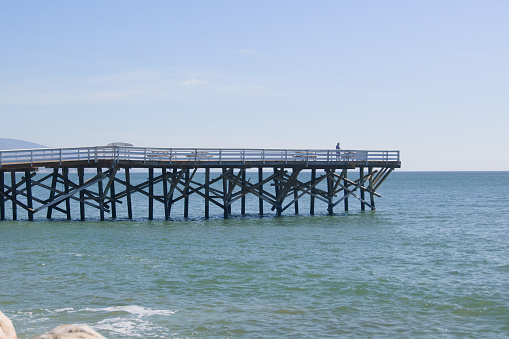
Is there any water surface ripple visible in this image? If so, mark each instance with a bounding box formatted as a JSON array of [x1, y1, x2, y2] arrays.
[[1, 172, 508, 337]]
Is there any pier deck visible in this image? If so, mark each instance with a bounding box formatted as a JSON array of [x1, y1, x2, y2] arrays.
[[0, 146, 400, 221]]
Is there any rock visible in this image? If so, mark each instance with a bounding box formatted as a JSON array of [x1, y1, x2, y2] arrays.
[[0, 310, 17, 339], [36, 324, 106, 339]]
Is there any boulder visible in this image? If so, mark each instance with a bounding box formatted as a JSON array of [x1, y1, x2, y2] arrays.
[[0, 310, 17, 339], [36, 324, 106, 339]]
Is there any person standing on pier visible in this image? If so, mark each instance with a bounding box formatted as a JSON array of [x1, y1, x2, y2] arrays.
[[336, 142, 341, 160]]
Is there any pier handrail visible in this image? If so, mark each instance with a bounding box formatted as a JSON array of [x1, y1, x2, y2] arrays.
[[0, 146, 400, 168]]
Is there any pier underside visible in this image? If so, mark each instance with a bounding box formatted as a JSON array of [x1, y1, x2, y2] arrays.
[[0, 160, 398, 221]]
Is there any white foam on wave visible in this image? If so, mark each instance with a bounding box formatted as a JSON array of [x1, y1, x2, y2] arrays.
[[14, 306, 175, 337], [82, 305, 177, 337], [94, 317, 149, 337], [54, 308, 74, 313], [82, 305, 177, 317]]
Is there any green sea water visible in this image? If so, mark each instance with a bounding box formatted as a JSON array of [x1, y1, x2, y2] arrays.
[[1, 171, 508, 338]]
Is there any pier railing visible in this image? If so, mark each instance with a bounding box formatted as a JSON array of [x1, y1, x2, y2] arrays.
[[0, 146, 400, 168]]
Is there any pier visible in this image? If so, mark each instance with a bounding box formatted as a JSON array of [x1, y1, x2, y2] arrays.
[[0, 146, 400, 221]]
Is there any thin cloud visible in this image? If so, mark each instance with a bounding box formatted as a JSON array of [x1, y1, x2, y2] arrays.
[[237, 49, 261, 57], [0, 70, 267, 106], [181, 78, 207, 86]]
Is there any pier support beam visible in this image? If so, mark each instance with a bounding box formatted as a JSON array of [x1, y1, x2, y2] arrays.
[[25, 171, 33, 221], [327, 169, 334, 215], [163, 168, 169, 220], [168, 168, 177, 217], [360, 167, 365, 211], [0, 171, 4, 221], [222, 168, 229, 219], [63, 168, 71, 220], [344, 169, 349, 212], [369, 167, 375, 210], [97, 168, 105, 221], [241, 170, 246, 215], [149, 168, 154, 220], [294, 185, 299, 214], [205, 168, 210, 219], [110, 172, 116, 219], [184, 169, 190, 218], [273, 168, 282, 217], [125, 168, 133, 219], [258, 168, 264, 215], [310, 169, 316, 215], [78, 167, 85, 221], [47, 169, 58, 219], [11, 172, 17, 221]]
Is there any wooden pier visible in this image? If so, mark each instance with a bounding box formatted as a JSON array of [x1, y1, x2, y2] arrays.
[[0, 146, 400, 221]]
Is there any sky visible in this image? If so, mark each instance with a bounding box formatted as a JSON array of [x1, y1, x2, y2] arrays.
[[1, 1, 508, 171]]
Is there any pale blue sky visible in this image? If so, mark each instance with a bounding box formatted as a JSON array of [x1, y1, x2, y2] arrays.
[[1, 1, 508, 170]]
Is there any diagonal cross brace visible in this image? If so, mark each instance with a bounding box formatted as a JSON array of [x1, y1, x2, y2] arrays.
[[33, 173, 107, 213], [329, 172, 375, 210]]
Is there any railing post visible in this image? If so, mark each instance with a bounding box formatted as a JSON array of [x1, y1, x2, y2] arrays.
[[60, 149, 62, 165], [285, 150, 288, 164], [243, 149, 245, 164], [94, 147, 98, 163], [0, 151, 2, 169], [144, 148, 147, 164], [327, 150, 330, 163], [219, 149, 222, 165], [262, 149, 265, 164], [30, 150, 33, 167]]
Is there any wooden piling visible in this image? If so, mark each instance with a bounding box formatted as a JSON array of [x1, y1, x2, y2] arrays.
[[47, 169, 58, 219], [97, 168, 105, 221], [110, 171, 116, 219], [149, 168, 154, 220], [78, 167, 85, 221], [125, 168, 133, 219], [0, 171, 4, 221], [344, 169, 349, 212], [11, 172, 17, 220], [241, 170, 246, 215], [63, 168, 71, 220], [258, 168, 264, 215], [222, 168, 229, 219], [310, 168, 316, 215], [227, 169, 233, 215], [25, 171, 33, 221], [294, 185, 299, 214], [184, 168, 189, 218], [162, 168, 169, 220], [360, 167, 365, 211], [273, 168, 282, 216], [205, 168, 210, 219], [327, 169, 334, 215], [168, 168, 177, 217], [369, 167, 375, 209]]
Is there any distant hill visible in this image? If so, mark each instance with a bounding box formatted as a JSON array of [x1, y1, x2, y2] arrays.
[[0, 138, 48, 150]]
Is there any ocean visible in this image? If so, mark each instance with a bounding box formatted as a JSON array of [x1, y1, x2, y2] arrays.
[[1, 171, 508, 338]]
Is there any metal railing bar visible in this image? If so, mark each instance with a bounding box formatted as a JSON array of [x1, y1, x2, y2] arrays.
[[0, 146, 400, 166]]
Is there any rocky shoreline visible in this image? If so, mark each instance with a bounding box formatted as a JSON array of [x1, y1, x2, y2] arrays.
[[0, 310, 106, 339]]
